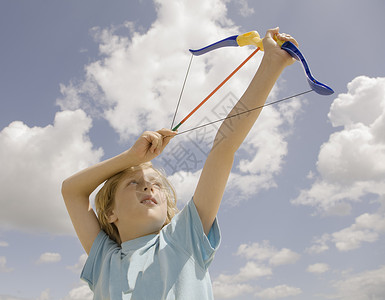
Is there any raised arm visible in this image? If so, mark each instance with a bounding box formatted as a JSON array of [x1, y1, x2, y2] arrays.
[[193, 28, 298, 234], [61, 129, 176, 254]]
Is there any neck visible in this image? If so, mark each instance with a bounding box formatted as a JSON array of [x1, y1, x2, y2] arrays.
[[117, 223, 160, 243]]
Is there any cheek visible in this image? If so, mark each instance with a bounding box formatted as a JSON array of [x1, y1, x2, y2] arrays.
[[114, 189, 136, 210], [157, 192, 167, 211], [159, 193, 167, 212]]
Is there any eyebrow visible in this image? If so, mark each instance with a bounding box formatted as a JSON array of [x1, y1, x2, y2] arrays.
[[124, 173, 161, 182]]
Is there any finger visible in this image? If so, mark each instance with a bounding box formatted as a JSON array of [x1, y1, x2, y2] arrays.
[[158, 128, 178, 138], [155, 133, 163, 154], [148, 132, 161, 153], [162, 134, 175, 149], [265, 27, 280, 40], [157, 128, 178, 149], [276, 33, 299, 47]]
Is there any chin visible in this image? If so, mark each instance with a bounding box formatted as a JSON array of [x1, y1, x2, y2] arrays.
[[145, 215, 167, 232]]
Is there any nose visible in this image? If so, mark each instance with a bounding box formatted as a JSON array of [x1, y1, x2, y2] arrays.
[[142, 181, 154, 192]]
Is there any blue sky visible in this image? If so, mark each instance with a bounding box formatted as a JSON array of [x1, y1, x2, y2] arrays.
[[1, 0, 385, 299]]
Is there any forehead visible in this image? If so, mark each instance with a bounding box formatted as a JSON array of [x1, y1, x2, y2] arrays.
[[123, 167, 162, 180]]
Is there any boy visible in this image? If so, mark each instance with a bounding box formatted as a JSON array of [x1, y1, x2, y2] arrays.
[[62, 27, 298, 299]]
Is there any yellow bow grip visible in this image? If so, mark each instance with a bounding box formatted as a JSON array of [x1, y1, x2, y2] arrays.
[[236, 31, 285, 51]]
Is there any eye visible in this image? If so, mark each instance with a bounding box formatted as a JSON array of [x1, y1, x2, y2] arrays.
[[128, 180, 138, 186], [152, 181, 163, 188]]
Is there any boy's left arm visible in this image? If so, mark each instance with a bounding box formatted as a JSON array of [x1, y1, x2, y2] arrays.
[[193, 28, 298, 234]]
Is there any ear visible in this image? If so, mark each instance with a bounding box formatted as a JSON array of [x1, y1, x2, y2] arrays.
[[107, 210, 118, 223]]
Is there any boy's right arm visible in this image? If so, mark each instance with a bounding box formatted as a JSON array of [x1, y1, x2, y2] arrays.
[[61, 129, 176, 254], [62, 150, 134, 254]]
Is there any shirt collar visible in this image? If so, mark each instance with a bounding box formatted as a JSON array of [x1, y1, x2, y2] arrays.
[[121, 233, 158, 254]]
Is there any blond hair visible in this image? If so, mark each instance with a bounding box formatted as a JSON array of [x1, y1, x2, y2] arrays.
[[95, 162, 178, 245]]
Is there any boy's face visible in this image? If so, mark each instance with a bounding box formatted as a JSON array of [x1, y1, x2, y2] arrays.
[[111, 167, 168, 242]]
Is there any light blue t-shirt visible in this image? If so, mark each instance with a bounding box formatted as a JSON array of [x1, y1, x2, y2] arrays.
[[81, 199, 221, 300]]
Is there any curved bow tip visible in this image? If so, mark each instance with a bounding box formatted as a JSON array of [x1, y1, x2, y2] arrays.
[[189, 35, 239, 56], [307, 78, 334, 95], [281, 41, 334, 96]]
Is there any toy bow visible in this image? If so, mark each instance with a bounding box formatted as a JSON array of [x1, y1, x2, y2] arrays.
[[171, 31, 334, 132]]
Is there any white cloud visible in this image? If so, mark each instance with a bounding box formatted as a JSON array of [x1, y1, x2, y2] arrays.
[[215, 261, 272, 285], [67, 254, 88, 274], [306, 212, 385, 253], [328, 76, 385, 128], [0, 256, 13, 272], [318, 124, 385, 183], [306, 233, 330, 254], [62, 282, 93, 300], [37, 289, 50, 300], [0, 109, 103, 235], [36, 252, 62, 264], [269, 248, 300, 267], [255, 284, 302, 299], [237, 240, 276, 261], [292, 76, 385, 215], [238, 111, 287, 175], [234, 0, 255, 17], [167, 169, 201, 206], [306, 263, 330, 274], [225, 97, 304, 204], [236, 240, 300, 266], [0, 241, 9, 247], [331, 212, 385, 251], [213, 240, 300, 298], [57, 0, 249, 141], [332, 265, 385, 300], [213, 281, 253, 299]]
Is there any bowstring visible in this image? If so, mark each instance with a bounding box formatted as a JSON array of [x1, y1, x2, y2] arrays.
[[175, 89, 313, 136], [170, 53, 194, 129]]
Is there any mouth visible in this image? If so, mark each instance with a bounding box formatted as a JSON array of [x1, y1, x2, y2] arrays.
[[140, 196, 158, 206]]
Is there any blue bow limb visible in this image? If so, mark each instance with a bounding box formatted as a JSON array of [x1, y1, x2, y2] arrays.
[[189, 35, 239, 56], [280, 41, 334, 95], [189, 31, 334, 95]]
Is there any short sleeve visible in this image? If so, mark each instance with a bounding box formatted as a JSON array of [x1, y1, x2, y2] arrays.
[[162, 199, 221, 270], [80, 230, 119, 289]]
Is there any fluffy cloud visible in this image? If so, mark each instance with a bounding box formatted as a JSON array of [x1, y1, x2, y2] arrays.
[[0, 256, 13, 273], [332, 265, 385, 300], [63, 282, 93, 300], [306, 263, 330, 274], [57, 0, 251, 141], [207, 95, 303, 205], [167, 170, 201, 205], [234, 0, 255, 17], [255, 284, 302, 299], [36, 252, 61, 264], [0, 241, 9, 247], [305, 233, 331, 254], [332, 212, 385, 251], [292, 76, 385, 215], [216, 261, 272, 285], [213, 240, 300, 299], [0, 109, 103, 235], [67, 254, 88, 274], [236, 240, 300, 266], [213, 281, 253, 299], [306, 211, 385, 253]]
